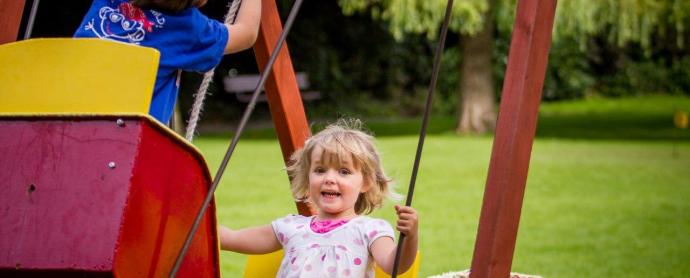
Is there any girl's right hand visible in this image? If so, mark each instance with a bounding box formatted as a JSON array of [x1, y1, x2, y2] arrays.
[[394, 205, 418, 239]]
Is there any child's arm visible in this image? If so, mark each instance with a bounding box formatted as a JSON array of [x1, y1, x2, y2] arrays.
[[218, 224, 281, 254], [370, 205, 419, 274], [224, 0, 261, 54]]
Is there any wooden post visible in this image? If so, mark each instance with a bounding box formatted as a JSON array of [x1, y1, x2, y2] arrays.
[[252, 0, 315, 216], [0, 0, 26, 44], [469, 0, 557, 277]]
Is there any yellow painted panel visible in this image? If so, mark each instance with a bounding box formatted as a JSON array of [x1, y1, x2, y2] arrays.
[[243, 250, 284, 278], [243, 250, 419, 278], [374, 251, 420, 278], [0, 38, 159, 115]]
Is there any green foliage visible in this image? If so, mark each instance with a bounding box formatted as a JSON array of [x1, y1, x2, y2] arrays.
[[338, 0, 488, 39], [597, 56, 690, 97], [482, 0, 690, 53], [337, 0, 690, 52], [552, 0, 690, 52], [542, 37, 596, 100], [189, 0, 690, 124]]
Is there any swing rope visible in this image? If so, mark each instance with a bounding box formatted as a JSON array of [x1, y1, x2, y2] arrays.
[[168, 0, 305, 276], [23, 0, 41, 40], [184, 0, 243, 142], [391, 0, 454, 277]]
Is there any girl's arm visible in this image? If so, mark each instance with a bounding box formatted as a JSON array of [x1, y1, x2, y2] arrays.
[[370, 205, 419, 274], [218, 224, 281, 254], [224, 0, 261, 54]]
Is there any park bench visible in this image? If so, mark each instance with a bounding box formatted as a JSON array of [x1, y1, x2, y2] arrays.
[[222, 71, 321, 102]]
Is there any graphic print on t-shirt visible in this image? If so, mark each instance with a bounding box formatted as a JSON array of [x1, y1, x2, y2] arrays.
[[84, 2, 165, 44]]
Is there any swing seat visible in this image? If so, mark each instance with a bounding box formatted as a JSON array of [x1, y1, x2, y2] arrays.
[[0, 38, 220, 277], [243, 250, 420, 277], [0, 38, 157, 116]]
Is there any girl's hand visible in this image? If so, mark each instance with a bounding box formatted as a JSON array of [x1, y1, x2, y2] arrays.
[[395, 205, 418, 239], [370, 206, 419, 274]]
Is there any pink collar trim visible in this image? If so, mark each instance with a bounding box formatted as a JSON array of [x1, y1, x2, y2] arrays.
[[310, 218, 349, 233]]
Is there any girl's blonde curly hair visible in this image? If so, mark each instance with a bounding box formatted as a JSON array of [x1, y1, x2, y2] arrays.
[[286, 119, 400, 215]]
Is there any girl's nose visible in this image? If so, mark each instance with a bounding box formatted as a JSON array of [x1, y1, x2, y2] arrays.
[[323, 170, 336, 184]]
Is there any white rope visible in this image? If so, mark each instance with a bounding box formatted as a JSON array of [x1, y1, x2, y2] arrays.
[[185, 0, 243, 141]]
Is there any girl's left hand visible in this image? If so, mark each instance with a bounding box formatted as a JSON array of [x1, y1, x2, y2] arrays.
[[395, 205, 418, 239]]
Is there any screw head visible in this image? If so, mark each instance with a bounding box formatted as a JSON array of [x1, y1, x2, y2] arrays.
[[116, 119, 125, 127], [108, 162, 116, 169]]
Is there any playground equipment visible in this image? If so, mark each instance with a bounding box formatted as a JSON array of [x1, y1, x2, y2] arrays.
[[0, 38, 220, 277], [0, 0, 558, 277]]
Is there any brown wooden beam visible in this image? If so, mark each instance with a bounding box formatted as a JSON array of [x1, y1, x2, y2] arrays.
[[252, 0, 315, 216], [0, 0, 26, 44], [469, 0, 557, 277]]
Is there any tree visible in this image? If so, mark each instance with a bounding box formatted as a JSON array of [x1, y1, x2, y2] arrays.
[[339, 0, 690, 133], [548, 0, 690, 52], [339, 0, 497, 134], [497, 0, 690, 97]]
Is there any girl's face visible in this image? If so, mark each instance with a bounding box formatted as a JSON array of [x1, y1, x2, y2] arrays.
[[308, 146, 368, 220]]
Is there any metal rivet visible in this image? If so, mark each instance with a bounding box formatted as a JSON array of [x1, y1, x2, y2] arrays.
[[116, 119, 125, 127], [108, 162, 116, 169]]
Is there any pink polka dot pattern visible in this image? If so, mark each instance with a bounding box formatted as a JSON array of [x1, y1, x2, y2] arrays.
[[353, 238, 364, 246], [354, 258, 362, 265], [337, 245, 348, 251], [305, 264, 312, 271], [278, 232, 285, 243], [368, 230, 378, 239], [343, 269, 351, 276], [327, 266, 337, 273], [310, 243, 320, 248]]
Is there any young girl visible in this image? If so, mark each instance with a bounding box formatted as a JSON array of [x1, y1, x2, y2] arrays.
[[74, 0, 261, 124], [220, 120, 419, 277]]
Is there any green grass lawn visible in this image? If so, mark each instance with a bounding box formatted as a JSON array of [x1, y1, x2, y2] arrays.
[[196, 96, 690, 277]]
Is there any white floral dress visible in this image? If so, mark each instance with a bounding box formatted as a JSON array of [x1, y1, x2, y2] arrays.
[[271, 214, 395, 278]]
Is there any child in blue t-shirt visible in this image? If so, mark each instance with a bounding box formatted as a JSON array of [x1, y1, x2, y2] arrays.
[[75, 0, 261, 124]]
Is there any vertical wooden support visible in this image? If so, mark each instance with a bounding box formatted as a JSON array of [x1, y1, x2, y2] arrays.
[[253, 0, 315, 216], [469, 0, 557, 277], [0, 0, 26, 44]]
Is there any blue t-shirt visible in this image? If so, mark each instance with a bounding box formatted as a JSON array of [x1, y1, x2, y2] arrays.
[[75, 0, 229, 124]]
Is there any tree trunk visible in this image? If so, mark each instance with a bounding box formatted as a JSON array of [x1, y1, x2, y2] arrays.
[[456, 7, 497, 134]]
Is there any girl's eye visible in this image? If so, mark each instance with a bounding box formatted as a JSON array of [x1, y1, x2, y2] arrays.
[[314, 167, 326, 174], [339, 168, 351, 175]]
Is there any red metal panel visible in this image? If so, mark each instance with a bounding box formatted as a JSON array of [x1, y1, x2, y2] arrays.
[[0, 119, 139, 273], [0, 116, 218, 277], [254, 0, 314, 216], [115, 119, 219, 278], [469, 0, 557, 277], [0, 0, 25, 44]]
